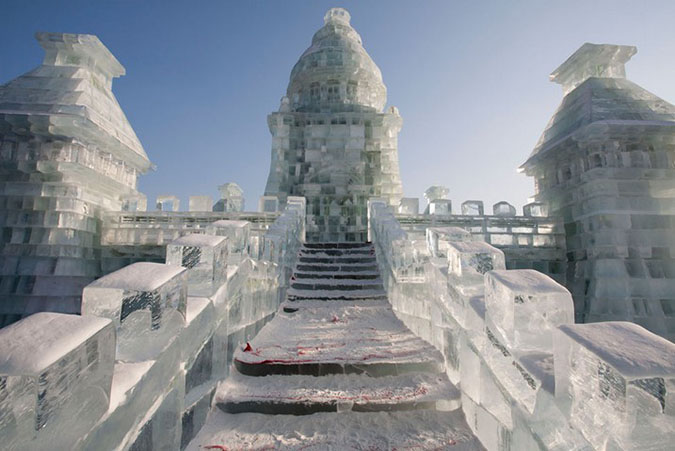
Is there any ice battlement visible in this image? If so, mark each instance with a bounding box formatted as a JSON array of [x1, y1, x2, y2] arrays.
[[550, 42, 637, 95]]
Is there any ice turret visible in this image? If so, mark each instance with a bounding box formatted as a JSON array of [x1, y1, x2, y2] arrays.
[[521, 42, 675, 341], [0, 33, 151, 324], [264, 8, 404, 241]]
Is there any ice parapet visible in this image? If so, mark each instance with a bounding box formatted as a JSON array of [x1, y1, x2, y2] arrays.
[[166, 234, 227, 297], [555, 322, 675, 449], [0, 313, 115, 449], [81, 262, 187, 329], [485, 269, 573, 354]]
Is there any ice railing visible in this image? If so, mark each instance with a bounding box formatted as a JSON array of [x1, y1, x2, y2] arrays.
[[0, 199, 305, 450], [369, 199, 675, 451]]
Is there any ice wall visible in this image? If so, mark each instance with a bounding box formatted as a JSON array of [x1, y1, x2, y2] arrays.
[[0, 201, 305, 450], [0, 33, 152, 325], [369, 199, 675, 450]]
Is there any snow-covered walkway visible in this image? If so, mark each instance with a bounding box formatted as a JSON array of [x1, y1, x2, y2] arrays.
[[187, 243, 482, 450]]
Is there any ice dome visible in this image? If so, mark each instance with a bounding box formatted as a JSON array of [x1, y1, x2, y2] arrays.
[[286, 8, 387, 113]]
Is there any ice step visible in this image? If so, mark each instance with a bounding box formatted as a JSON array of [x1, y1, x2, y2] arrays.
[[186, 409, 483, 450], [281, 298, 390, 311], [295, 263, 379, 273], [286, 288, 389, 301], [234, 305, 444, 377], [298, 255, 376, 264], [299, 248, 373, 256], [293, 271, 381, 280], [216, 372, 461, 415], [302, 242, 372, 249], [290, 279, 384, 291]]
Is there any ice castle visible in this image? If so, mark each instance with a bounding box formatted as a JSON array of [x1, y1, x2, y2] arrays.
[[0, 8, 673, 451]]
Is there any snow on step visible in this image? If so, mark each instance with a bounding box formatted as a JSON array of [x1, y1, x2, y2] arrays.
[[216, 371, 461, 414], [281, 298, 390, 312], [295, 263, 379, 273], [293, 271, 381, 279], [234, 305, 444, 376], [187, 409, 483, 450]]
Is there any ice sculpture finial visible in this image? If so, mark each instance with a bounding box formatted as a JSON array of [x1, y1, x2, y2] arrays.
[[550, 43, 637, 95], [324, 7, 351, 25]]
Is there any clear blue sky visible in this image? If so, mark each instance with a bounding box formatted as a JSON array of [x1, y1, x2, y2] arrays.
[[3, 0, 675, 211]]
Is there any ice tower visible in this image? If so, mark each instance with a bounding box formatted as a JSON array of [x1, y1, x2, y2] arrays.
[[264, 8, 404, 242], [0, 33, 152, 324], [521, 43, 675, 340]]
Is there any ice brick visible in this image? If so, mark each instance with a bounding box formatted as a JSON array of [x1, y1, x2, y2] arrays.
[[523, 202, 548, 217], [258, 195, 278, 213], [0, 313, 114, 448], [398, 197, 419, 215], [448, 241, 506, 279], [188, 195, 213, 212], [207, 220, 250, 258], [166, 234, 227, 297], [485, 269, 573, 353], [493, 201, 516, 217], [426, 226, 472, 258], [554, 321, 675, 450], [82, 262, 187, 329], [461, 200, 484, 216], [429, 199, 452, 215], [156, 195, 179, 212]]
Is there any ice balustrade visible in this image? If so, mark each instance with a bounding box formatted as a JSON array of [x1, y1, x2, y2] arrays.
[[368, 199, 675, 451], [394, 200, 566, 284], [0, 201, 305, 450]]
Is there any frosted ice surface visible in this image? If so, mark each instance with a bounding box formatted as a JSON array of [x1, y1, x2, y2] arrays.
[[0, 313, 115, 447], [555, 321, 675, 449], [0, 312, 113, 375], [86, 261, 185, 292], [82, 262, 187, 328], [485, 269, 573, 353]]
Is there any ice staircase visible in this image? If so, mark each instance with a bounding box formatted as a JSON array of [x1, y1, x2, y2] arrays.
[[187, 243, 482, 449]]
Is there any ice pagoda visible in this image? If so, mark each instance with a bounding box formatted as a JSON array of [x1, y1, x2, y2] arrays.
[[264, 8, 404, 242]]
